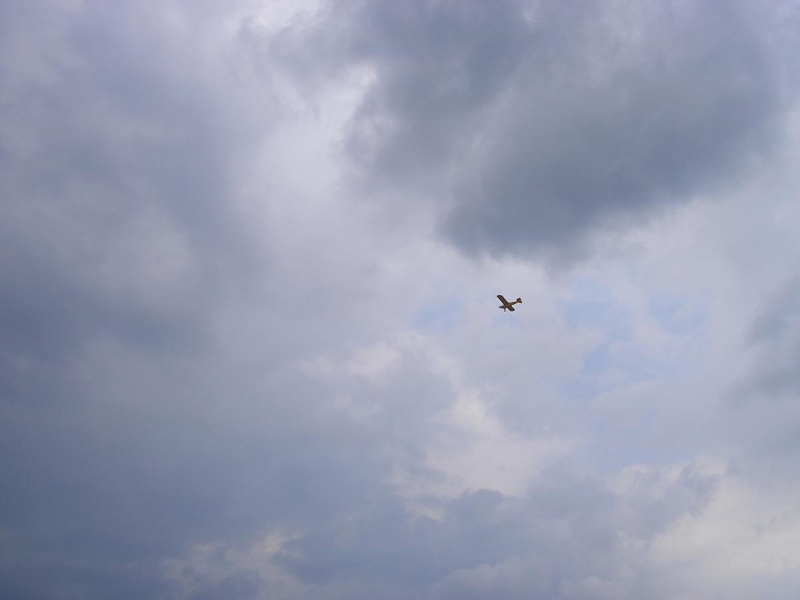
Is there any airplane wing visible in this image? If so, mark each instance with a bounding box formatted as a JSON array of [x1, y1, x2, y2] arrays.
[[497, 294, 508, 304], [506, 305, 515, 311]]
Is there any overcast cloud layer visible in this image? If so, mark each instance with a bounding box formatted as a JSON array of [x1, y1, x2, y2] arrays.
[[2, 1, 800, 599]]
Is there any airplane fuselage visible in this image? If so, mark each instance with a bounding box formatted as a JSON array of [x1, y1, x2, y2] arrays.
[[499, 300, 521, 311]]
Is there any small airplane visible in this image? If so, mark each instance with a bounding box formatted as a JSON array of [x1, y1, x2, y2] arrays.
[[497, 295, 522, 312]]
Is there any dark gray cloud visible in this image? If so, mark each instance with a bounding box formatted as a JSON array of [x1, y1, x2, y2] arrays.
[[718, 276, 800, 486], [343, 0, 533, 187], [1, 1, 264, 368], [745, 276, 800, 398], [269, 463, 721, 600], [0, 1, 313, 597], [301, 0, 789, 260], [188, 570, 265, 600]]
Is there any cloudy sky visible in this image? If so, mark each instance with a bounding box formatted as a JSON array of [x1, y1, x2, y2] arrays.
[[2, 1, 800, 598]]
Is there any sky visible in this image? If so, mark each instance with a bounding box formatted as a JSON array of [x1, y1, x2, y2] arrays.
[[2, 1, 800, 598]]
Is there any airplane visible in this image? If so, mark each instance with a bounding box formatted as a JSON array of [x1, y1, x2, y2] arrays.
[[497, 294, 522, 312]]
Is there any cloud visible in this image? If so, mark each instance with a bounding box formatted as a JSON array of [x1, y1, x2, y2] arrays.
[[444, 0, 783, 260], [297, 0, 790, 262], [646, 476, 800, 600], [187, 570, 265, 600], [741, 276, 800, 399], [3, 1, 800, 599]]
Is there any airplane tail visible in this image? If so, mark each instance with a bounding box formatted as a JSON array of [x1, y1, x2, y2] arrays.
[[516, 297, 522, 303]]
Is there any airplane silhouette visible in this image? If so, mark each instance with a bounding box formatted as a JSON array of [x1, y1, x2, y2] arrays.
[[497, 294, 522, 312]]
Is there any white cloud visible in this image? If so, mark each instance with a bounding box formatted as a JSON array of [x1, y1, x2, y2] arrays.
[[426, 389, 573, 498], [648, 476, 800, 598]]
